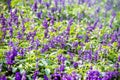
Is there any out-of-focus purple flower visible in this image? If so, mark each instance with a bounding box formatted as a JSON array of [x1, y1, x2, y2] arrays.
[[72, 41, 79, 47], [38, 0, 42, 4], [118, 56, 120, 62], [19, 48, 26, 56], [44, 75, 49, 80], [77, 34, 83, 39], [103, 71, 120, 80], [111, 32, 117, 43], [36, 11, 42, 19], [99, 24, 103, 29], [73, 62, 78, 68], [54, 0, 58, 7], [40, 44, 49, 53], [93, 19, 99, 29], [84, 50, 92, 61], [68, 18, 74, 26], [42, 19, 49, 29], [9, 27, 13, 38], [45, 2, 50, 8], [86, 70, 101, 80], [59, 64, 65, 72], [109, 11, 116, 28], [105, 0, 113, 11], [6, 51, 15, 65], [51, 7, 57, 13], [15, 72, 22, 80], [78, 50, 82, 56], [21, 71, 27, 80], [95, 7, 100, 13], [0, 64, 2, 72], [0, 75, 7, 80], [7, 0, 11, 11], [94, 50, 99, 61], [8, 41, 14, 47], [17, 32, 23, 39], [35, 39, 40, 49], [85, 35, 89, 42], [44, 29, 49, 38], [32, 1, 38, 12], [33, 70, 39, 80], [67, 51, 74, 60], [50, 17, 54, 25], [51, 73, 61, 80], [114, 62, 119, 71], [57, 54, 66, 64]]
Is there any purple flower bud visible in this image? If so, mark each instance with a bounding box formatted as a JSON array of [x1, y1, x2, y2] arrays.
[[118, 56, 120, 62], [40, 44, 49, 53], [85, 35, 89, 42], [7, 0, 11, 11], [36, 11, 42, 19], [21, 71, 27, 80], [0, 75, 7, 80], [42, 19, 49, 29], [17, 32, 23, 39], [15, 72, 22, 80], [94, 50, 99, 61], [44, 75, 49, 80], [59, 64, 65, 72], [45, 2, 50, 8], [72, 41, 79, 47], [33, 70, 39, 80], [32, 1, 38, 12], [73, 62, 78, 68], [0, 64, 2, 72], [68, 18, 74, 26], [38, 0, 42, 4]]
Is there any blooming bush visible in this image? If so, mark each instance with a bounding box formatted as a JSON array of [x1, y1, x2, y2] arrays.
[[0, 0, 120, 80]]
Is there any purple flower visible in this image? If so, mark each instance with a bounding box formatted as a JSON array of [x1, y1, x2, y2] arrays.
[[21, 72, 27, 80], [44, 29, 49, 38], [36, 11, 42, 19], [118, 55, 120, 62], [51, 73, 61, 80], [99, 24, 103, 29], [77, 35, 83, 39], [44, 75, 49, 80], [40, 44, 49, 53], [19, 48, 26, 56], [9, 27, 13, 38], [57, 54, 66, 64], [6, 51, 15, 65], [68, 18, 74, 26], [7, 0, 11, 11], [72, 41, 79, 47], [59, 64, 65, 72], [17, 32, 23, 39], [0, 75, 7, 80], [85, 35, 89, 42], [73, 62, 78, 68], [51, 7, 57, 13], [94, 50, 99, 61], [38, 0, 42, 4], [93, 19, 99, 29], [15, 72, 22, 80], [32, 1, 38, 12], [45, 2, 50, 8], [42, 19, 49, 29], [54, 0, 58, 7], [86, 70, 101, 80], [33, 70, 39, 80], [0, 64, 2, 72]]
